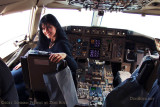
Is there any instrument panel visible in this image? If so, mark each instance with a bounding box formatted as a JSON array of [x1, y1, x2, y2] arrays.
[[66, 26, 127, 62], [66, 26, 155, 63], [65, 26, 156, 106]]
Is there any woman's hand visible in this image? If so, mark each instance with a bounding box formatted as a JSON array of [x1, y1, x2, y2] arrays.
[[49, 53, 67, 63], [13, 63, 22, 70]]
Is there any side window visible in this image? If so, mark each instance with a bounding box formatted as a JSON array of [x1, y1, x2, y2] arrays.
[[0, 10, 30, 58]]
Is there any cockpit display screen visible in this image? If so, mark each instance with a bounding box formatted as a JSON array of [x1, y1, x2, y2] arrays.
[[90, 38, 101, 48], [89, 49, 100, 58]]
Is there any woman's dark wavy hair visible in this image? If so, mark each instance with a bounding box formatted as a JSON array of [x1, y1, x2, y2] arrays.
[[36, 14, 69, 50]]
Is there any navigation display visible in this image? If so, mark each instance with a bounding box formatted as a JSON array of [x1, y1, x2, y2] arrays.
[[90, 38, 101, 48]]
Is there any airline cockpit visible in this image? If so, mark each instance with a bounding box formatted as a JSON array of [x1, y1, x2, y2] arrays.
[[1, 0, 160, 107]]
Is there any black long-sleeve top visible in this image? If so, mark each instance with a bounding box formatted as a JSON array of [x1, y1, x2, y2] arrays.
[[34, 40, 78, 73]]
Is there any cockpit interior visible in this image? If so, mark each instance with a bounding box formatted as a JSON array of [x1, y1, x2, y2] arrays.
[[1, 0, 160, 107], [63, 25, 158, 106]]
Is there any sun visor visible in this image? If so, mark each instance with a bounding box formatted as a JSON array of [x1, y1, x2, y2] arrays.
[[37, 0, 56, 6], [0, 0, 81, 15], [37, 0, 82, 11], [0, 0, 37, 15], [0, 0, 20, 14]]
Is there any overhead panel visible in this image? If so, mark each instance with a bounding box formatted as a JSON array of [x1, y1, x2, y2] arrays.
[[68, 0, 141, 12], [0, 0, 159, 16], [38, 0, 82, 10], [68, 0, 160, 16], [123, 0, 160, 15], [46, 1, 82, 10]]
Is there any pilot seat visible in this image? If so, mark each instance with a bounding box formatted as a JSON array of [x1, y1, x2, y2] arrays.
[[104, 54, 160, 107], [20, 50, 78, 107]]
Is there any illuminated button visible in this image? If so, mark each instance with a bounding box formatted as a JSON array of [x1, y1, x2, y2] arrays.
[[122, 32, 126, 35], [91, 39, 95, 44], [117, 31, 120, 35], [86, 30, 90, 34], [83, 52, 86, 55], [77, 38, 82, 43]]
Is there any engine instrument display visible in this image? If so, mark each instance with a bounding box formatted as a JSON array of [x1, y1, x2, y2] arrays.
[[89, 49, 100, 58]]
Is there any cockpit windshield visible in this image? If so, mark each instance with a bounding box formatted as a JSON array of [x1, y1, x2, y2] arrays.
[[43, 8, 160, 39], [101, 12, 160, 39], [1, 8, 160, 59], [42, 8, 93, 26]]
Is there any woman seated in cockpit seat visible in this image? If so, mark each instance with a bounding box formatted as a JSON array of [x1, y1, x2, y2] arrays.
[[11, 14, 78, 101], [0, 58, 19, 107]]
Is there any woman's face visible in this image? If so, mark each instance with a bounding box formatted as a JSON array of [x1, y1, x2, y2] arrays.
[[42, 23, 56, 40]]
